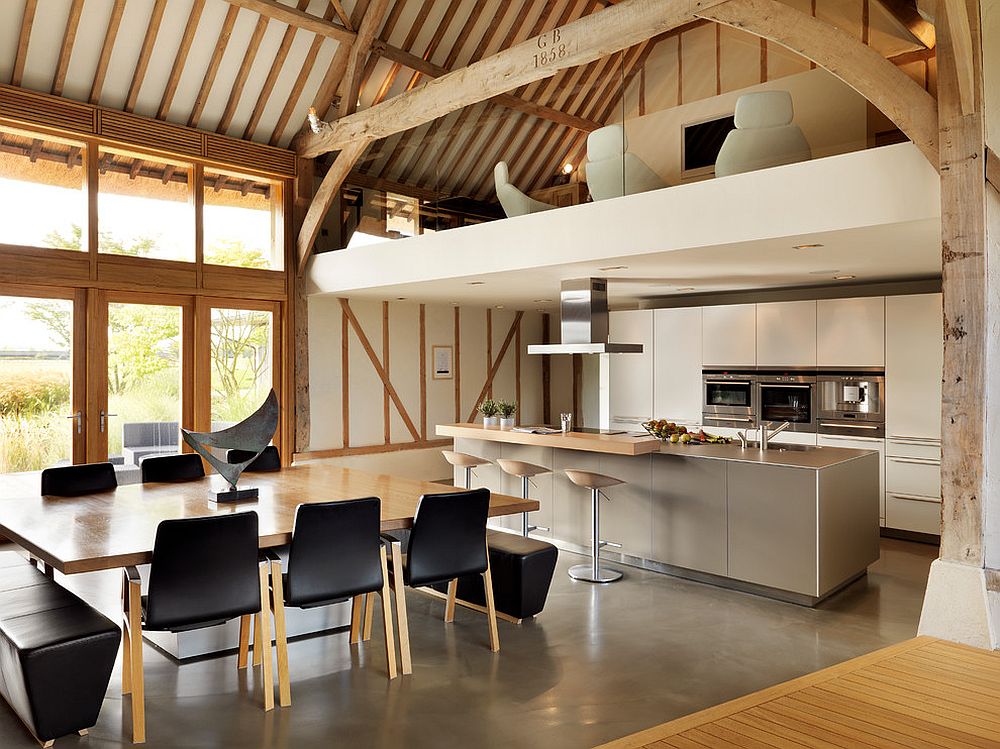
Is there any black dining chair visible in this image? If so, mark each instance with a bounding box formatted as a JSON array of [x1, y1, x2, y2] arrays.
[[249, 497, 396, 707], [140, 453, 205, 483], [121, 512, 273, 743], [226, 446, 281, 472], [382, 488, 498, 675], [40, 462, 117, 497]]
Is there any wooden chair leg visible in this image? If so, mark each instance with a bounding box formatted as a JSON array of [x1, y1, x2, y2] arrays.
[[444, 579, 458, 623], [378, 547, 398, 680], [237, 615, 251, 669], [78, 728, 89, 736], [362, 592, 375, 641], [121, 574, 132, 696], [257, 564, 274, 712], [389, 541, 412, 675], [269, 559, 291, 708], [252, 612, 263, 667], [349, 595, 364, 644], [126, 575, 146, 743], [482, 561, 500, 654]]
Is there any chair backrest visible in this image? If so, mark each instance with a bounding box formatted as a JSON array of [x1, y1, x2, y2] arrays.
[[494, 161, 556, 218], [715, 91, 812, 177], [405, 488, 490, 587], [140, 453, 205, 484], [285, 498, 384, 608], [144, 512, 261, 632], [226, 445, 281, 472], [585, 124, 666, 201], [40, 462, 117, 497]]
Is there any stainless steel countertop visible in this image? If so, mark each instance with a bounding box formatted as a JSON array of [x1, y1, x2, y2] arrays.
[[656, 442, 876, 469]]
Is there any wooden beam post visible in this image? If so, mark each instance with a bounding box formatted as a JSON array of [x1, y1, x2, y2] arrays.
[[223, 0, 356, 44], [339, 0, 391, 118]]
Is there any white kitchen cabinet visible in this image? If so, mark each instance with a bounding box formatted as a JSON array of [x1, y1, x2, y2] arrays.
[[885, 494, 941, 536], [608, 310, 654, 430], [817, 297, 885, 368], [885, 293, 943, 443], [756, 301, 817, 367], [703, 304, 756, 367], [818, 434, 885, 524], [653, 307, 703, 424]]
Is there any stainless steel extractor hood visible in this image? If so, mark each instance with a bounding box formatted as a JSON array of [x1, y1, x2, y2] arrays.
[[527, 278, 643, 355]]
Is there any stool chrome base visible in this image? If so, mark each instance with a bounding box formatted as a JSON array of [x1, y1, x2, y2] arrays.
[[568, 563, 623, 584]]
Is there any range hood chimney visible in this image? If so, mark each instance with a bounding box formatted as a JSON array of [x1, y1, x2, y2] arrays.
[[527, 278, 643, 355]]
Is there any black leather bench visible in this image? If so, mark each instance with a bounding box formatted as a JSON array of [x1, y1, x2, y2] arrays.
[[0, 552, 119, 747], [441, 531, 558, 622]]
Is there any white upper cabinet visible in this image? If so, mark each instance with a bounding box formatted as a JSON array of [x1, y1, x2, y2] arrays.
[[756, 301, 817, 367], [653, 307, 703, 424], [608, 310, 654, 428], [885, 293, 943, 442], [702, 304, 756, 367], [817, 297, 885, 368]]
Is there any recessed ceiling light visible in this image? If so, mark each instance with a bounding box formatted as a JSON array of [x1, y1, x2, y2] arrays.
[[834, 274, 857, 280], [396, 297, 407, 301], [808, 269, 839, 275], [598, 265, 628, 272], [793, 243, 824, 250], [533, 298, 553, 303], [495, 305, 505, 310], [466, 281, 485, 285]]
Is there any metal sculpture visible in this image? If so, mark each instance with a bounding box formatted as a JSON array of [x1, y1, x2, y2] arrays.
[[181, 389, 279, 502]]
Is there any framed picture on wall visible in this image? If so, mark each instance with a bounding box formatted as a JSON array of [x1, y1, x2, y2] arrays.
[[432, 345, 454, 379]]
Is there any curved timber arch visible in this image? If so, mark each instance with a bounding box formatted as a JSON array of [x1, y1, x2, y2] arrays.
[[697, 0, 940, 170]]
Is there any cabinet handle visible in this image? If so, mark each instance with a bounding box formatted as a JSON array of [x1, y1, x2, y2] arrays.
[[819, 423, 880, 430], [888, 492, 941, 503], [706, 380, 752, 386], [888, 435, 940, 443], [613, 416, 649, 424], [888, 457, 940, 466]]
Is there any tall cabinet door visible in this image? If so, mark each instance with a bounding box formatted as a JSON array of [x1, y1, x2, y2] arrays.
[[653, 307, 703, 425], [702, 304, 756, 367], [756, 301, 817, 367], [885, 293, 943, 441], [817, 297, 885, 368], [608, 310, 654, 430]]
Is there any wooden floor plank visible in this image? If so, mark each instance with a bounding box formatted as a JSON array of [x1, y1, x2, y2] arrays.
[[598, 638, 1000, 749]]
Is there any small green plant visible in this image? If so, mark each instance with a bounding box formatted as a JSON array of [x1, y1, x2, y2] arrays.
[[479, 398, 500, 417], [497, 399, 517, 418]]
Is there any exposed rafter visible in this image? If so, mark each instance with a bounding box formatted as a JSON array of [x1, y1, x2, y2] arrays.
[[52, 0, 84, 97], [125, 0, 168, 113], [941, 0, 975, 115], [872, 0, 937, 48], [158, 0, 207, 119], [89, 0, 127, 104], [223, 0, 356, 44], [338, 0, 392, 118], [11, 0, 37, 88], [295, 0, 730, 158]]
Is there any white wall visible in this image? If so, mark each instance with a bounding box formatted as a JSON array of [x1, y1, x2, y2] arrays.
[[305, 297, 557, 479], [609, 68, 870, 187]]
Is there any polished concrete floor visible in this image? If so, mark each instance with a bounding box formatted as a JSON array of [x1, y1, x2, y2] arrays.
[[0, 538, 937, 749]]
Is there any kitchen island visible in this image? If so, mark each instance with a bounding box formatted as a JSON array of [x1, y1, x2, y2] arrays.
[[437, 423, 880, 605]]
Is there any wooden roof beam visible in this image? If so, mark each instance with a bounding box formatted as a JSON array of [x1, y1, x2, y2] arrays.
[[11, 0, 38, 88], [125, 0, 168, 113], [872, 0, 937, 49], [941, 0, 975, 115], [338, 0, 392, 118], [294, 0, 729, 158], [89, 0, 126, 104], [223, 0, 356, 44], [51, 0, 84, 97], [158, 0, 206, 119]]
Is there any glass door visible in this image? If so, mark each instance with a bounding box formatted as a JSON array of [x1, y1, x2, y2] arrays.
[[0, 291, 81, 474]]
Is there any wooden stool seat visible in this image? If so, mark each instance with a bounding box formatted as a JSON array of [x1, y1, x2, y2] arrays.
[[563, 469, 624, 490], [496, 459, 549, 478], [442, 451, 490, 468]]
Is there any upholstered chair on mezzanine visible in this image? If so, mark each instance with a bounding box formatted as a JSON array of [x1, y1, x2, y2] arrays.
[[714, 90, 812, 177], [584, 123, 667, 201], [139, 453, 205, 483], [258, 497, 396, 708], [40, 462, 117, 497], [121, 512, 273, 744], [382, 488, 498, 675], [494, 161, 557, 218]]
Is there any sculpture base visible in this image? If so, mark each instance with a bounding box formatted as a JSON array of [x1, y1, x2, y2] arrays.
[[211, 486, 259, 503]]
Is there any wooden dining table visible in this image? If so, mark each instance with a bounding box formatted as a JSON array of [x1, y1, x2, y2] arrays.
[[0, 463, 538, 576]]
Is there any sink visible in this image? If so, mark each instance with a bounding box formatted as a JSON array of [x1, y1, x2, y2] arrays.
[[741, 443, 814, 452]]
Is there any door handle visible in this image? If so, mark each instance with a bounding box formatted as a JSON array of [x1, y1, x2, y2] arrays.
[[65, 411, 82, 435], [888, 457, 940, 466], [100, 411, 118, 433]]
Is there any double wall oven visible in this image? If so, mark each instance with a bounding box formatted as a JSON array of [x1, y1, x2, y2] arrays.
[[756, 371, 816, 432], [702, 371, 758, 429]]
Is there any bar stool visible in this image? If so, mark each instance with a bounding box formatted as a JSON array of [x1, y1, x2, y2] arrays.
[[497, 459, 550, 537], [563, 470, 625, 584], [442, 450, 491, 489]]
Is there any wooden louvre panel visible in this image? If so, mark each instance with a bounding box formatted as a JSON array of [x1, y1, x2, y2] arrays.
[[0, 84, 95, 135], [204, 133, 296, 178], [98, 109, 203, 159]]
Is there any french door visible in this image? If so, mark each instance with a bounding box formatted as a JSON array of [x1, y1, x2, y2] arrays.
[[0, 284, 282, 476]]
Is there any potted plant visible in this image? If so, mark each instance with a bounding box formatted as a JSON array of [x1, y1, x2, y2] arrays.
[[480, 398, 500, 427], [498, 399, 517, 429]]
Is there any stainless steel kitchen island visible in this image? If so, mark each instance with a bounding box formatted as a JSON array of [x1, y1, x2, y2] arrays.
[[437, 423, 880, 605]]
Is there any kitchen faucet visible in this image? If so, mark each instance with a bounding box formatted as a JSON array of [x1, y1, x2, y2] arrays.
[[760, 421, 791, 450]]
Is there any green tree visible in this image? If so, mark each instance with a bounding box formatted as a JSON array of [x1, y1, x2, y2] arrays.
[[205, 239, 269, 269], [44, 224, 158, 256], [211, 309, 270, 420]]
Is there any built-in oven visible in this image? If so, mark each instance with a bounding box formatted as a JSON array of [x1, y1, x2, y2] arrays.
[[756, 372, 816, 432], [702, 370, 757, 429], [817, 371, 885, 437]]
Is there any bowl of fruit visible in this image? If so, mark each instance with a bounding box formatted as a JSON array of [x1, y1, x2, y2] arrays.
[[642, 419, 732, 445]]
